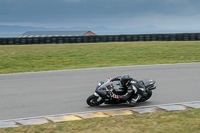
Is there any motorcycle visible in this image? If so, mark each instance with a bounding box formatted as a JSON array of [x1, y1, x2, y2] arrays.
[[87, 78, 156, 106]]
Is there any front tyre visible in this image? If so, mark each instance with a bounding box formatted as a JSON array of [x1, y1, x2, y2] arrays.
[[86, 94, 104, 107]]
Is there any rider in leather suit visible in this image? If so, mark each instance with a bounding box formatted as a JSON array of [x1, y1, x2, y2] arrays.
[[110, 74, 147, 105]]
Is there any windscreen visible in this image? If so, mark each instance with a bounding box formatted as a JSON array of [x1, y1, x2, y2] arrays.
[[99, 79, 112, 91]]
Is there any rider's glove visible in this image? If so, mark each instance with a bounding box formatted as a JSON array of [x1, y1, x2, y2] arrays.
[[112, 94, 119, 99]]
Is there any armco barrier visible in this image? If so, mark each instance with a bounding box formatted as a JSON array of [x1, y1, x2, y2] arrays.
[[0, 33, 200, 45]]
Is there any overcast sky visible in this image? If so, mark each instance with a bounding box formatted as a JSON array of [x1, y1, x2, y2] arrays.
[[0, 0, 200, 31]]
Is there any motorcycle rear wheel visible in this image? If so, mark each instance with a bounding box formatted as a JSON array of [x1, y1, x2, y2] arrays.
[[138, 90, 152, 102], [87, 94, 104, 106]]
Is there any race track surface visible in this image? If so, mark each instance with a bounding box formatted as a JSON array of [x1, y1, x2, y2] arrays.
[[0, 63, 200, 120]]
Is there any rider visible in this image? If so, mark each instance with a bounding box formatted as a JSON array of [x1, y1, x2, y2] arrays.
[[110, 74, 147, 105]]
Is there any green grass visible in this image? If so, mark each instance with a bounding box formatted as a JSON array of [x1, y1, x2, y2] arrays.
[[0, 41, 200, 74], [1, 42, 200, 132], [1, 109, 200, 133]]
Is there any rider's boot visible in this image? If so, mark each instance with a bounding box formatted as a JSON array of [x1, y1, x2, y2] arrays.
[[128, 94, 141, 106]]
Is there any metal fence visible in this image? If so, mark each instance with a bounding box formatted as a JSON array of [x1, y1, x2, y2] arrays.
[[1, 33, 200, 45]]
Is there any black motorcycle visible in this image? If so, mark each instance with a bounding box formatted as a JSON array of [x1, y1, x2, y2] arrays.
[[87, 78, 156, 106]]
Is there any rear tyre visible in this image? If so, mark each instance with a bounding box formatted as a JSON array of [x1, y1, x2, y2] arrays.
[[138, 90, 152, 102], [86, 94, 104, 107]]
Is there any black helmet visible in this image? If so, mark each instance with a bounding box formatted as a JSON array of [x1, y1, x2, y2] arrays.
[[120, 74, 132, 87]]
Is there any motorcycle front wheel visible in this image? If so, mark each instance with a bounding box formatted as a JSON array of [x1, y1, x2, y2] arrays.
[[86, 94, 104, 106]]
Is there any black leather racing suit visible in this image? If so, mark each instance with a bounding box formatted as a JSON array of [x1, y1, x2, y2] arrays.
[[111, 76, 145, 101]]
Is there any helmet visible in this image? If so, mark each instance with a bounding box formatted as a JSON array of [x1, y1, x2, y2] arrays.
[[120, 74, 132, 87]]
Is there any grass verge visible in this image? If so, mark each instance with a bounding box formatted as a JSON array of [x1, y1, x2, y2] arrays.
[[0, 41, 200, 74], [1, 109, 200, 133]]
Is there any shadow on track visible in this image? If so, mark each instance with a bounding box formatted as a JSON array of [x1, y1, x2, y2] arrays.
[[86, 101, 153, 109]]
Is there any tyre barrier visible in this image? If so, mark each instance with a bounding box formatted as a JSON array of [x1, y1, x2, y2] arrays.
[[1, 33, 200, 45], [0, 101, 200, 128]]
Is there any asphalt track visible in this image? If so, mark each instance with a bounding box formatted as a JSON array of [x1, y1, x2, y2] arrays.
[[0, 63, 200, 120]]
